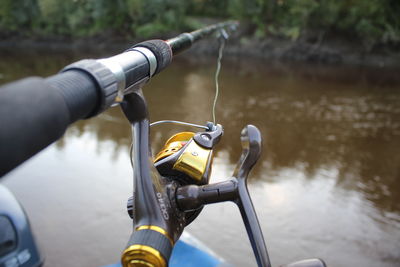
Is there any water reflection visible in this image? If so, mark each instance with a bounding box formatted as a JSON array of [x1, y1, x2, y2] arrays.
[[56, 108, 131, 161], [1, 49, 400, 266]]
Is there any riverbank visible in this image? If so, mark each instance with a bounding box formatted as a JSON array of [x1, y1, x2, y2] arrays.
[[224, 37, 400, 68], [1, 31, 399, 68]]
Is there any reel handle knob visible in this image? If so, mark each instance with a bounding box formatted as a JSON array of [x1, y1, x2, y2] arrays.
[[233, 125, 262, 180]]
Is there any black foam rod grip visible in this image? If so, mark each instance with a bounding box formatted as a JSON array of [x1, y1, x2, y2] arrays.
[[0, 72, 98, 177]]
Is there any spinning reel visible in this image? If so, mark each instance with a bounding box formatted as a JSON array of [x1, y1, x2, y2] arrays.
[[120, 90, 326, 267], [120, 90, 271, 267]]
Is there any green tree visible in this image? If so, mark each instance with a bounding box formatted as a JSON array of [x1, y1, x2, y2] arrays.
[[0, 0, 39, 32], [0, 0, 398, 47]]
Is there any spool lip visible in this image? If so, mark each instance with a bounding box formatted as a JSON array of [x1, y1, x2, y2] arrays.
[[164, 132, 195, 144]]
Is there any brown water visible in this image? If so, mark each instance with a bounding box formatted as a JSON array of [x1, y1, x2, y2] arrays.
[[1, 47, 400, 267]]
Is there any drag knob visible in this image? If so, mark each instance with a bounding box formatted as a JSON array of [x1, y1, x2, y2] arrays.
[[127, 196, 134, 219]]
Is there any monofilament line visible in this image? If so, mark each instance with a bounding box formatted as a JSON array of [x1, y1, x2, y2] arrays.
[[212, 37, 225, 125]]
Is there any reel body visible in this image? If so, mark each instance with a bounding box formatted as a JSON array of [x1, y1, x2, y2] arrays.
[[154, 126, 223, 225], [154, 126, 222, 186]]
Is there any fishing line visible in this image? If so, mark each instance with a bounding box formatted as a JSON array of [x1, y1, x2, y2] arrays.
[[150, 28, 228, 132], [212, 30, 227, 125]]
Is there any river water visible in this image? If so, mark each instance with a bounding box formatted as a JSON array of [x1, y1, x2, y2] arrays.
[[1, 46, 399, 267]]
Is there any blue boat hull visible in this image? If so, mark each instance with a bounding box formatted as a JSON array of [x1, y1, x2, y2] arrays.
[[0, 185, 43, 267], [105, 232, 230, 267]]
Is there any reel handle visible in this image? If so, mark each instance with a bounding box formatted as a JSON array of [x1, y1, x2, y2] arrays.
[[176, 125, 271, 267], [233, 125, 271, 267]]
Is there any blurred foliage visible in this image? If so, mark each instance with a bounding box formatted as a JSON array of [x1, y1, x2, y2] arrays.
[[0, 0, 39, 32], [0, 0, 399, 48]]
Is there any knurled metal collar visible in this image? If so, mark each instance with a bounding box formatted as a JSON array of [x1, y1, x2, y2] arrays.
[[61, 59, 118, 116]]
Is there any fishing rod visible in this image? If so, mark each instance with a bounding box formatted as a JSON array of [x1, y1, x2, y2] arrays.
[[166, 21, 234, 55], [0, 21, 238, 177]]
